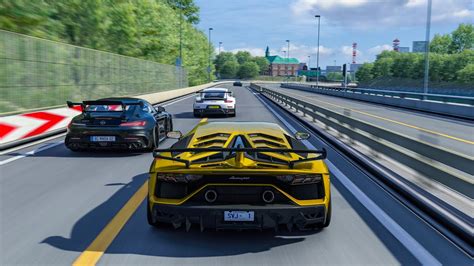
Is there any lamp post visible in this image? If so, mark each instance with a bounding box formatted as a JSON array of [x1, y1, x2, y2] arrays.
[[218, 42, 222, 54], [286, 40, 290, 82], [208, 27, 213, 82], [178, 0, 183, 87], [315, 15, 321, 87], [307, 55, 311, 69], [423, 0, 432, 99], [282, 50, 286, 78]]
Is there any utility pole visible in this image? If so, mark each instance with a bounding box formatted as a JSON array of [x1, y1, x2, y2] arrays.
[[208, 27, 213, 82], [423, 0, 432, 99], [315, 15, 321, 87], [286, 40, 290, 83]]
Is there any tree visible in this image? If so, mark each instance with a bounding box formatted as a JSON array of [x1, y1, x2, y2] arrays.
[[165, 0, 200, 24], [220, 61, 239, 79], [430, 34, 452, 54], [355, 63, 374, 82], [372, 57, 394, 77], [235, 51, 252, 65], [238, 61, 259, 79], [253, 56, 269, 74], [457, 63, 474, 83], [214, 52, 236, 73], [450, 23, 474, 53]]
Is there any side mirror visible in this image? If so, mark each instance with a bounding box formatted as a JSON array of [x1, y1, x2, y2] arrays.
[[295, 132, 310, 140], [167, 131, 182, 139], [156, 106, 165, 112]]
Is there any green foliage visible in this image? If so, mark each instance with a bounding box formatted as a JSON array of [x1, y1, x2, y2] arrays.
[[326, 72, 343, 81], [450, 23, 474, 53], [457, 64, 474, 83], [214, 52, 236, 73], [0, 0, 211, 86], [238, 61, 259, 79], [220, 61, 239, 79], [253, 56, 269, 73], [356, 63, 374, 82], [430, 34, 452, 54], [358, 25, 474, 84], [166, 0, 200, 24], [235, 51, 252, 65]]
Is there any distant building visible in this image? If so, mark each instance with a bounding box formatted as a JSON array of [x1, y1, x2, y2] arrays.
[[399, 47, 410, 53], [264, 46, 300, 76], [350, 64, 362, 73], [412, 41, 427, 53], [326, 66, 341, 73]]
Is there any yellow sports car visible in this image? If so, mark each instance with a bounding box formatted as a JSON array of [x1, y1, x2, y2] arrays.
[[148, 119, 331, 231]]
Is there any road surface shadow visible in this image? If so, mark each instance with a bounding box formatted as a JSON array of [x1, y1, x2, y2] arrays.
[[41, 172, 315, 258], [15, 144, 146, 158], [173, 111, 233, 120]]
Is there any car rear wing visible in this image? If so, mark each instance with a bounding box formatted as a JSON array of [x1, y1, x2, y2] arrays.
[[67, 100, 143, 113], [152, 147, 326, 168]]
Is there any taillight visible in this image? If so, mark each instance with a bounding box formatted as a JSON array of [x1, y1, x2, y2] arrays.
[[156, 173, 203, 183], [120, 121, 146, 127], [225, 99, 233, 103], [276, 174, 322, 185]]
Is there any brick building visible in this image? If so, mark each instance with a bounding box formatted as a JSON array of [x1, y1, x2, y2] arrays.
[[263, 46, 300, 76]]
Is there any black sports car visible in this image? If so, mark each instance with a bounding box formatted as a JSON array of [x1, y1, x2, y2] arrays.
[[65, 97, 172, 151], [233, 81, 243, 87]]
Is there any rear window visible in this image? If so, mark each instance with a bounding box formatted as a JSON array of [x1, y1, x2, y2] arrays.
[[84, 105, 134, 112], [203, 92, 225, 99]]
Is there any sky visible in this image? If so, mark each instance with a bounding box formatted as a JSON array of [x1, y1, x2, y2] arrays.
[[194, 0, 473, 68]]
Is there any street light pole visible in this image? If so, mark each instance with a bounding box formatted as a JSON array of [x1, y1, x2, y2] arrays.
[[308, 55, 311, 69], [218, 42, 222, 54], [286, 40, 290, 83], [315, 15, 321, 87], [423, 0, 432, 99], [208, 27, 213, 82], [178, 0, 183, 87]]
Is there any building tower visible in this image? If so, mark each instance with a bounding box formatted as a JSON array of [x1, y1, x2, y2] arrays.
[[265, 46, 270, 57], [393, 38, 400, 52], [352, 42, 357, 64]]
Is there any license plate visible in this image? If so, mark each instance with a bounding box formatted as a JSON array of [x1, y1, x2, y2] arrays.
[[90, 136, 116, 142], [224, 211, 254, 222], [208, 105, 220, 109]]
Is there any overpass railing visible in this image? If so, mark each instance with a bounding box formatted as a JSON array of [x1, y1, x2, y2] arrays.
[[280, 83, 474, 119]]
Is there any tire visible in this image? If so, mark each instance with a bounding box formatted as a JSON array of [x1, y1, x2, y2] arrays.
[[229, 108, 236, 117], [323, 197, 332, 227], [147, 127, 159, 151], [147, 198, 159, 227]]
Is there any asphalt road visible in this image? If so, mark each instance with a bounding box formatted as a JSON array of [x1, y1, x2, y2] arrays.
[[0, 83, 469, 265], [263, 83, 474, 157]]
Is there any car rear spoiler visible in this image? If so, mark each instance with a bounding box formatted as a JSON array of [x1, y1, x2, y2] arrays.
[[66, 100, 143, 112], [152, 147, 327, 168]]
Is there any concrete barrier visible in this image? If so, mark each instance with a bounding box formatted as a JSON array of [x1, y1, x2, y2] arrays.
[[0, 81, 229, 150]]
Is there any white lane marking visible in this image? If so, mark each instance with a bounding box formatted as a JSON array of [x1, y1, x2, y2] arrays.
[[0, 93, 198, 165], [252, 90, 441, 266], [0, 133, 66, 156], [0, 141, 64, 166], [162, 94, 196, 107]]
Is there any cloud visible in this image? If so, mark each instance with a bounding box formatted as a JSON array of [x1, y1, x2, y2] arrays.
[[290, 0, 473, 28], [367, 44, 392, 55], [229, 47, 266, 56]]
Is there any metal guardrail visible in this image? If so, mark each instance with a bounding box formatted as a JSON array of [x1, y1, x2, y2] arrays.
[[251, 82, 474, 254], [0, 30, 188, 114], [280, 83, 474, 119], [250, 83, 473, 198]]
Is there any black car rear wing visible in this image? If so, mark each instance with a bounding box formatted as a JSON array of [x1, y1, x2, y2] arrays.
[[152, 147, 327, 168], [67, 100, 143, 113]]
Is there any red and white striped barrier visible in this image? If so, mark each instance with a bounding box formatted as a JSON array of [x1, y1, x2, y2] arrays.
[[0, 106, 82, 145]]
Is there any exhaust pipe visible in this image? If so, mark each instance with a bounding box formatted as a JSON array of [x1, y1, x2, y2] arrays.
[[262, 190, 275, 203], [204, 189, 218, 203]]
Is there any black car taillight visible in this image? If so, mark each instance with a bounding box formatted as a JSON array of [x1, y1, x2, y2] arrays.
[[156, 173, 203, 183], [276, 174, 322, 185]]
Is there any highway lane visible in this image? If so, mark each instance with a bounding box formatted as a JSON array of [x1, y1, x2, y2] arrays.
[[0, 83, 468, 265], [263, 83, 474, 157]]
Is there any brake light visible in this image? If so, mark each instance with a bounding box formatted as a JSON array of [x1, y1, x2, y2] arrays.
[[276, 174, 322, 185], [120, 121, 146, 127], [156, 173, 203, 183], [225, 99, 233, 103]]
